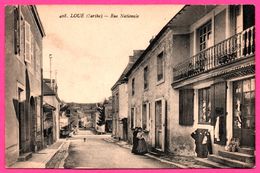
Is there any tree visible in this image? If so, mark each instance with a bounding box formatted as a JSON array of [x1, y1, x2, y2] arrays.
[[97, 105, 105, 126]]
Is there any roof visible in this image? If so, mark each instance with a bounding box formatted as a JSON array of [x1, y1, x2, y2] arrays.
[[124, 5, 187, 78], [30, 5, 46, 37], [111, 63, 132, 91], [43, 82, 55, 96]]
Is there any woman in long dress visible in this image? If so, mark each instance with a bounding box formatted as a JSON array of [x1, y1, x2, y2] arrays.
[[131, 127, 139, 154], [136, 127, 148, 155]]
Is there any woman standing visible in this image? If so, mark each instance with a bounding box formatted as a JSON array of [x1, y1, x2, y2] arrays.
[[131, 127, 139, 154], [136, 127, 148, 155]]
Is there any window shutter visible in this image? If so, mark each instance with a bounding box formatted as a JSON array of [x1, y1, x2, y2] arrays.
[[179, 89, 194, 126], [24, 21, 31, 63], [31, 31, 34, 69]]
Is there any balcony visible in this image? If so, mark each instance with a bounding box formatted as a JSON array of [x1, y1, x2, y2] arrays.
[[173, 26, 255, 83]]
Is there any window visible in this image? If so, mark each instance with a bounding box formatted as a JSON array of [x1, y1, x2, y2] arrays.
[[233, 78, 255, 130], [157, 52, 164, 82], [14, 7, 20, 55], [142, 103, 150, 131], [198, 88, 211, 124], [198, 21, 212, 51], [179, 89, 194, 126], [144, 66, 149, 90], [24, 21, 31, 63], [130, 107, 135, 129], [115, 93, 119, 113], [131, 78, 135, 96]]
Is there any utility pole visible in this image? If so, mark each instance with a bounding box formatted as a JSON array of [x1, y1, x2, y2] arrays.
[[49, 54, 53, 89]]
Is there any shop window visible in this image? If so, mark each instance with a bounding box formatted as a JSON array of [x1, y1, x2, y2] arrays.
[[198, 87, 211, 124], [233, 78, 255, 130]]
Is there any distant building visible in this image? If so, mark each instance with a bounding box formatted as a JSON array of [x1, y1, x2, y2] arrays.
[[43, 79, 61, 146], [104, 97, 113, 132], [111, 50, 143, 140], [5, 5, 45, 166]]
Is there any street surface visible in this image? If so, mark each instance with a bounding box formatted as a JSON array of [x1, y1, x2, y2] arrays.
[[64, 129, 177, 168]]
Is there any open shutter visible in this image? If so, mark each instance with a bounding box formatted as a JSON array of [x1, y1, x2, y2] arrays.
[[31, 31, 34, 68], [211, 82, 227, 145], [179, 89, 194, 125], [24, 21, 31, 63]]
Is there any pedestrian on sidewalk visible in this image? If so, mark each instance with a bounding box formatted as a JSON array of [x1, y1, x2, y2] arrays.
[[131, 127, 139, 154], [136, 127, 148, 155]]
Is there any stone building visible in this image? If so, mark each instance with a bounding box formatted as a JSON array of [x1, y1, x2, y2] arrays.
[[125, 17, 176, 152], [124, 5, 255, 167], [5, 5, 45, 166], [43, 79, 61, 146], [171, 5, 255, 167], [111, 50, 143, 140]]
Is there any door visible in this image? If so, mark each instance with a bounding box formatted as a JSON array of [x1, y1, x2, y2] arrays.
[[211, 82, 227, 145], [233, 78, 255, 148], [155, 99, 166, 151], [18, 88, 25, 154]]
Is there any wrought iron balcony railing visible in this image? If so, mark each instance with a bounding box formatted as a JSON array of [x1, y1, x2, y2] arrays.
[[173, 26, 255, 82]]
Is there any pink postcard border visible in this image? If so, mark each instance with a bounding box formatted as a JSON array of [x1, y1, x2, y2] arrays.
[[0, 0, 259, 173]]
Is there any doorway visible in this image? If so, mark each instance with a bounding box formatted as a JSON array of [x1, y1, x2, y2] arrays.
[[233, 78, 255, 148], [155, 99, 166, 151]]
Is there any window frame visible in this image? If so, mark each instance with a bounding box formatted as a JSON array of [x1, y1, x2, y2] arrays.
[[131, 78, 135, 96], [198, 87, 212, 124], [198, 20, 212, 51], [143, 66, 149, 90], [141, 102, 150, 131], [157, 52, 165, 83]]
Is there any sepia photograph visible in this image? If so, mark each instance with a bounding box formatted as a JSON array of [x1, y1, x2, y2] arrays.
[[3, 3, 256, 170]]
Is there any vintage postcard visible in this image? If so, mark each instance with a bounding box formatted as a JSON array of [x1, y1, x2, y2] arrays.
[[1, 1, 257, 172]]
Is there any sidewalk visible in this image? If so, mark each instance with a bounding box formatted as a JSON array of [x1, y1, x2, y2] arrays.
[[10, 139, 69, 168], [103, 137, 215, 168]]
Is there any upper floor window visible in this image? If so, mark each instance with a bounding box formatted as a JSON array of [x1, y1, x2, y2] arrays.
[[144, 66, 149, 90], [198, 21, 212, 51], [198, 87, 211, 124], [14, 7, 35, 66], [115, 93, 119, 113], [132, 78, 135, 96], [157, 52, 164, 82]]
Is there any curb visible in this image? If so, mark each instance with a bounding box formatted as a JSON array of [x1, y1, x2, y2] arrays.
[[58, 141, 71, 168], [103, 137, 188, 168], [45, 140, 67, 168]]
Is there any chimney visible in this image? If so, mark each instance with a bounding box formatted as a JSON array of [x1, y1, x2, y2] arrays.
[[149, 36, 155, 43], [129, 50, 144, 64]]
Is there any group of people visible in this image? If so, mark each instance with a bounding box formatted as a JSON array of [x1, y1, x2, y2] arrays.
[[131, 127, 148, 155]]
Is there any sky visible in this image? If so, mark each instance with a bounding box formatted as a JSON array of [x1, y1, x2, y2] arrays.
[[37, 5, 183, 103]]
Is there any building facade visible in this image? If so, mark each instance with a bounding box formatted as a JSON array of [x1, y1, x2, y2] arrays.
[[125, 24, 175, 153], [123, 5, 255, 166], [5, 5, 45, 166], [170, 5, 255, 163]]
